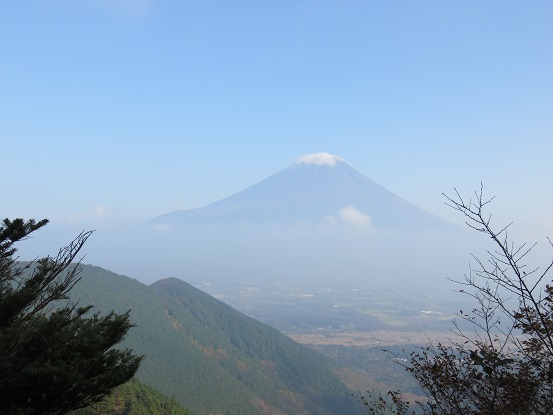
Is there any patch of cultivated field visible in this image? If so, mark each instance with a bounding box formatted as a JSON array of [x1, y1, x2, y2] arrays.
[[288, 330, 456, 347]]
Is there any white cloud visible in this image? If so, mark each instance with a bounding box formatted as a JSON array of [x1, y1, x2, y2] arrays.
[[296, 153, 344, 167], [65, 206, 108, 223], [338, 206, 372, 226]]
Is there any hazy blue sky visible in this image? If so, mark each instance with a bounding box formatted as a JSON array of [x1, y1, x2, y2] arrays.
[[3, 1, 553, 242]]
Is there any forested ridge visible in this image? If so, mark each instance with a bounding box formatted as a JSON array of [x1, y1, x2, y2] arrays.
[[63, 264, 362, 415]]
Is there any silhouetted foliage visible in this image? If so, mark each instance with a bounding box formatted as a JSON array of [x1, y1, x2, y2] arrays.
[[0, 218, 142, 414], [359, 185, 553, 415]]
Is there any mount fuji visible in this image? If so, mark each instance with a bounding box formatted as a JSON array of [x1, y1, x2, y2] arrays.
[[154, 153, 448, 230]]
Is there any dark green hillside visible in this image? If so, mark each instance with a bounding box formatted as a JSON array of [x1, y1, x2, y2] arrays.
[[71, 379, 193, 415], [67, 265, 362, 415]]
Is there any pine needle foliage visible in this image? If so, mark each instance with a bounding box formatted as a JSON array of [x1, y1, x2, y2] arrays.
[[0, 218, 142, 415]]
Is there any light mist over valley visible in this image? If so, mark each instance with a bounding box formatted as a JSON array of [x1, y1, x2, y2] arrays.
[[19, 153, 493, 330]]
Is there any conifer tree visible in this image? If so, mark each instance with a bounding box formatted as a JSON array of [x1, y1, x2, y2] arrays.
[[0, 218, 142, 415]]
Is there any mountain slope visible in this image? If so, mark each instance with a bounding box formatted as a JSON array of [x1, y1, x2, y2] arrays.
[[154, 153, 447, 229], [67, 264, 363, 415], [71, 379, 194, 415]]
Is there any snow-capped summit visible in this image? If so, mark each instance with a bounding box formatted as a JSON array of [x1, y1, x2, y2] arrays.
[[296, 152, 344, 166], [154, 154, 448, 229]]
